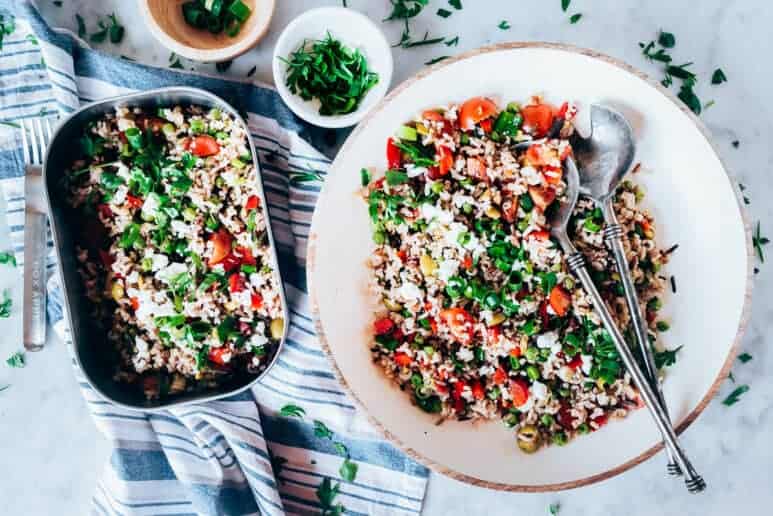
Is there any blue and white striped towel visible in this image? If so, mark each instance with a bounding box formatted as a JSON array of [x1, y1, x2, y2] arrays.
[[0, 3, 429, 514]]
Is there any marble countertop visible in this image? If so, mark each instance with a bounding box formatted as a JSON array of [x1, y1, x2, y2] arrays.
[[2, 1, 772, 515]]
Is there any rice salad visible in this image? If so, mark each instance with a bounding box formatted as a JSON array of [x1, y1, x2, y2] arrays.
[[65, 105, 284, 399], [363, 96, 675, 453]]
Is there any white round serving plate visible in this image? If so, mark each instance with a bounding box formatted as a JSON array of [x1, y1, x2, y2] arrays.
[[272, 7, 393, 128], [307, 43, 753, 491]]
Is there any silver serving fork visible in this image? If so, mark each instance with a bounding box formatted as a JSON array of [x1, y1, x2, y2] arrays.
[[20, 118, 53, 352]]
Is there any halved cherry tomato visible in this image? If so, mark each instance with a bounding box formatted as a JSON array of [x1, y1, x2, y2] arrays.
[[392, 327, 405, 341], [567, 354, 583, 371], [638, 219, 652, 233], [526, 144, 559, 167], [430, 318, 438, 335], [245, 195, 260, 211], [510, 378, 530, 407], [459, 97, 498, 131], [394, 352, 412, 367], [208, 229, 233, 266], [462, 255, 473, 270], [130, 297, 139, 311], [208, 347, 230, 366], [556, 101, 569, 119], [528, 185, 557, 211], [471, 381, 485, 400], [228, 273, 246, 293], [528, 230, 551, 241], [509, 347, 522, 357], [189, 135, 220, 157], [439, 307, 475, 343], [251, 293, 263, 310], [125, 194, 143, 209], [549, 285, 572, 317], [98, 249, 114, 268], [493, 366, 507, 385], [374, 317, 395, 336], [386, 137, 402, 169], [521, 103, 555, 137], [397, 249, 408, 262], [436, 146, 454, 176], [479, 119, 493, 133], [487, 326, 502, 344]]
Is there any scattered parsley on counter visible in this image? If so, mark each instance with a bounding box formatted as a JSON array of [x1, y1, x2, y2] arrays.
[[289, 169, 324, 186], [90, 14, 124, 45], [6, 350, 25, 368], [437, 8, 452, 18], [279, 403, 306, 418], [561, 0, 570, 12], [549, 503, 561, 515], [313, 420, 334, 439], [169, 53, 184, 69], [75, 13, 86, 38], [0, 252, 16, 267], [53, 0, 63, 6], [498, 20, 511, 30], [246, 65, 256, 77], [425, 55, 449, 65], [280, 33, 379, 115], [722, 384, 749, 406], [215, 60, 232, 73], [445, 35, 459, 46], [753, 221, 769, 263], [658, 30, 676, 48], [711, 68, 727, 85], [738, 352, 753, 364], [654, 345, 683, 369], [569, 13, 582, 24], [449, 0, 462, 9], [0, 289, 11, 318], [732, 140, 740, 148], [0, 384, 9, 392]]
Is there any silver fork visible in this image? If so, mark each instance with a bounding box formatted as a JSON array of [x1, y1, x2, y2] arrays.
[[20, 118, 53, 352]]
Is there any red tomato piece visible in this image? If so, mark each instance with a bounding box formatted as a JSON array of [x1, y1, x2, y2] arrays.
[[98, 249, 114, 268], [592, 413, 609, 429], [502, 193, 519, 223], [245, 195, 259, 211], [386, 137, 402, 169], [228, 273, 246, 293], [462, 255, 473, 270], [493, 366, 507, 385], [521, 103, 555, 137], [542, 166, 563, 185], [436, 146, 454, 176], [189, 135, 220, 157], [236, 246, 256, 265], [528, 185, 557, 211], [510, 378, 530, 407], [557, 403, 575, 428], [487, 325, 502, 344], [208, 347, 230, 366], [466, 157, 488, 182], [549, 286, 572, 317], [422, 110, 445, 122], [479, 119, 493, 133], [251, 293, 263, 310], [567, 354, 583, 371], [459, 97, 498, 131], [509, 346, 522, 357], [439, 307, 475, 343], [452, 380, 467, 400], [528, 229, 551, 241], [471, 381, 485, 400], [125, 194, 143, 209], [208, 229, 233, 266], [221, 254, 240, 272], [394, 352, 412, 367], [556, 101, 569, 119], [396, 249, 408, 262], [373, 317, 395, 336], [130, 297, 139, 311]]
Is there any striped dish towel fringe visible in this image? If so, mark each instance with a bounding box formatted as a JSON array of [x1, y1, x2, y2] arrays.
[[0, 3, 429, 515]]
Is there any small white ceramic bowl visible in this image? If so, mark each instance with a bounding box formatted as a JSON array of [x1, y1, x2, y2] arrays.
[[272, 7, 394, 129]]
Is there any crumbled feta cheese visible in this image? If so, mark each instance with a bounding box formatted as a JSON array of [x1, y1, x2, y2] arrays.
[[437, 259, 459, 281], [398, 281, 423, 302], [581, 354, 593, 375], [406, 164, 428, 178], [531, 380, 549, 401], [135, 336, 149, 353], [420, 203, 454, 225], [456, 347, 474, 362], [141, 193, 161, 220], [249, 333, 268, 348], [156, 262, 188, 285]]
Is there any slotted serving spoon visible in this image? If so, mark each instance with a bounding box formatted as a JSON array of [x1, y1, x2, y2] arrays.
[[549, 155, 706, 493]]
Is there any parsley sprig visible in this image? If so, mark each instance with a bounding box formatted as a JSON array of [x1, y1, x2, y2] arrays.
[[6, 350, 25, 368], [0, 252, 16, 267], [722, 384, 749, 406], [280, 33, 379, 116], [0, 13, 15, 50], [753, 221, 769, 263]]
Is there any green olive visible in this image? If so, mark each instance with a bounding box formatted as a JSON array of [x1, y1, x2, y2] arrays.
[[516, 424, 542, 454]]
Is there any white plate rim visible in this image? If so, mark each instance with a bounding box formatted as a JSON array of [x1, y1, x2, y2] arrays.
[[306, 41, 754, 492]]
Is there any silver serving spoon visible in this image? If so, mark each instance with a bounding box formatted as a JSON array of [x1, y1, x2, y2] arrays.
[[549, 156, 706, 493], [572, 104, 687, 477]]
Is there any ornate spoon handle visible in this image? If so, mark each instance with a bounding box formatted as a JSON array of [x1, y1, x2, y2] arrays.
[[554, 232, 706, 493]]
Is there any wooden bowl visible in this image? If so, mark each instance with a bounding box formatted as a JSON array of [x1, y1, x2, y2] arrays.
[[138, 0, 275, 62]]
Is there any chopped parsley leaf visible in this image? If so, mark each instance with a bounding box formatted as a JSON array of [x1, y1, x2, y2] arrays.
[[569, 13, 582, 23], [279, 403, 305, 418], [753, 221, 769, 263], [0, 252, 17, 267], [339, 458, 358, 482], [722, 384, 749, 406], [313, 419, 334, 439], [711, 68, 727, 85], [498, 20, 511, 30], [445, 35, 459, 46], [437, 8, 452, 18], [738, 352, 753, 364], [6, 350, 25, 368]]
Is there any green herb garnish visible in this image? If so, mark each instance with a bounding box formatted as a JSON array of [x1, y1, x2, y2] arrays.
[[437, 8, 452, 18], [339, 458, 358, 482], [316, 477, 345, 516], [658, 30, 676, 48], [722, 384, 749, 406], [654, 345, 683, 369], [738, 352, 753, 364], [561, 0, 570, 12], [182, 0, 252, 38], [498, 20, 510, 30], [0, 13, 16, 50], [449, 0, 462, 9], [753, 221, 769, 262], [279, 403, 306, 418], [313, 419, 334, 439], [281, 33, 379, 116], [425, 56, 449, 66], [445, 36, 459, 46], [0, 252, 17, 267], [6, 350, 25, 368], [711, 68, 727, 85], [0, 289, 12, 318], [569, 13, 582, 24], [75, 14, 86, 38]]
